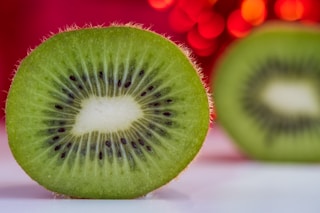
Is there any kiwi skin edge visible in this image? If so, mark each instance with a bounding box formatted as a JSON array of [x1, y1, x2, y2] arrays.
[[5, 23, 211, 199], [213, 21, 320, 162]]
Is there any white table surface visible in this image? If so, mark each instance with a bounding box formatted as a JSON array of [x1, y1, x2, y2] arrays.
[[1, 121, 320, 213]]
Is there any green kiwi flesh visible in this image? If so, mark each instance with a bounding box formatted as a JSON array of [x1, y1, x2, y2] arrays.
[[213, 22, 320, 162], [5, 24, 210, 198]]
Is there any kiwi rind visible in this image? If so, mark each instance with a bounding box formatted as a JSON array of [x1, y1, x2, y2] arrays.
[[6, 24, 211, 198], [213, 22, 320, 162]]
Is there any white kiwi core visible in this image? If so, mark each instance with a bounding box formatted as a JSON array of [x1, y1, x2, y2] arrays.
[[261, 80, 320, 116], [72, 96, 143, 135]]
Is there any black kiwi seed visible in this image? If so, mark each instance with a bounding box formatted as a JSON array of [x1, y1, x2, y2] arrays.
[[68, 93, 75, 99], [69, 75, 77, 81], [54, 144, 61, 151], [58, 128, 65, 133], [99, 152, 103, 160], [105, 140, 111, 147], [138, 139, 145, 146], [61, 152, 66, 159], [124, 81, 131, 88], [139, 70, 145, 76], [163, 112, 171, 117], [52, 136, 60, 141], [153, 102, 161, 107], [146, 145, 152, 152], [120, 138, 127, 145], [117, 79, 122, 87], [131, 141, 138, 149], [99, 71, 104, 79], [55, 104, 64, 110]]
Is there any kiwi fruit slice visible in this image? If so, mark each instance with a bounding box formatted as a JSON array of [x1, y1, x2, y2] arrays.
[[5, 24, 210, 199], [213, 22, 320, 162]]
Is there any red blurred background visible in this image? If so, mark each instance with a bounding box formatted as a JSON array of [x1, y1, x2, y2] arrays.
[[1, 0, 319, 120]]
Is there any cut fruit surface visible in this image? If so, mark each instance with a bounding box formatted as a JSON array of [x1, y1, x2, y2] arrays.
[[213, 22, 320, 162], [260, 80, 320, 116], [5, 24, 210, 199], [73, 96, 143, 134]]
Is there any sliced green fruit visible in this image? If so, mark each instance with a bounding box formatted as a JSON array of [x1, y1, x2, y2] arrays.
[[213, 22, 320, 162], [6, 24, 210, 198]]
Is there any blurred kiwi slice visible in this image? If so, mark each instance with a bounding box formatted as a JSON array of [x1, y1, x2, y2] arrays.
[[213, 22, 320, 162], [5, 24, 211, 198]]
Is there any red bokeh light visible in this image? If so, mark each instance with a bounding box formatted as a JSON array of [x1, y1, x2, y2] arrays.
[[241, 0, 266, 26], [187, 26, 217, 57], [197, 10, 225, 39], [148, 0, 175, 11], [300, 0, 320, 23], [227, 9, 253, 38], [169, 6, 196, 33], [187, 26, 215, 49], [191, 41, 217, 57], [275, 0, 304, 21], [177, 0, 215, 22]]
